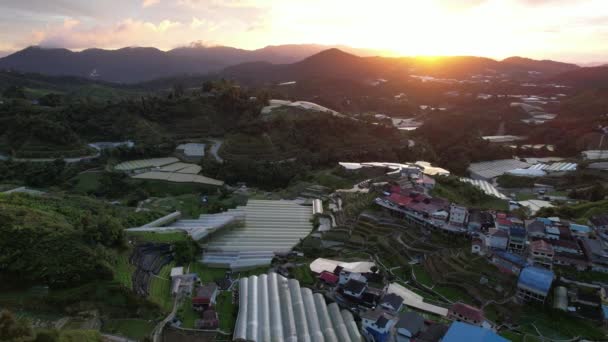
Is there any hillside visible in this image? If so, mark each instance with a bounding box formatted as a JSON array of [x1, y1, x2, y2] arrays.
[[502, 56, 579, 75], [552, 66, 608, 88], [0, 44, 384, 83]]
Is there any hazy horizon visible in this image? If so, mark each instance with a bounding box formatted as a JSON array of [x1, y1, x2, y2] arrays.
[[1, 0, 608, 64]]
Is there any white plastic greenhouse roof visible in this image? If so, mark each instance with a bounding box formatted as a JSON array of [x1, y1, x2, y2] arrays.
[[203, 200, 313, 269], [233, 273, 362, 342], [309, 258, 375, 274], [459, 178, 508, 199]]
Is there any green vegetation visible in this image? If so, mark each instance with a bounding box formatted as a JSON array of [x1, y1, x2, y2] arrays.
[[69, 172, 103, 194], [176, 299, 199, 329], [102, 319, 155, 340], [148, 263, 175, 312], [292, 265, 315, 286], [537, 199, 608, 222], [113, 253, 135, 289], [432, 176, 508, 210], [0, 193, 160, 287], [216, 291, 236, 332], [57, 329, 103, 342]]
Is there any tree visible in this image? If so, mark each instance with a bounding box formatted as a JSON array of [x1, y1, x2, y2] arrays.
[[0, 309, 34, 341], [173, 239, 201, 265], [2, 86, 26, 99]]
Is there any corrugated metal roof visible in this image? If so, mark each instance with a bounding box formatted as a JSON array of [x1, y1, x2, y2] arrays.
[[459, 178, 508, 199], [442, 322, 508, 342], [518, 267, 554, 294]]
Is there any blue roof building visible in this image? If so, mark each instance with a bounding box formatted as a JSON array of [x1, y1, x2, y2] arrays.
[[517, 266, 554, 303], [442, 322, 508, 342], [570, 223, 591, 236]]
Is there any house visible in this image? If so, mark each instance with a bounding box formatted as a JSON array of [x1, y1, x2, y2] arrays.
[[495, 218, 513, 231], [491, 251, 527, 275], [569, 223, 592, 238], [590, 215, 608, 230], [528, 240, 554, 269], [192, 283, 218, 311], [442, 322, 508, 342], [362, 287, 384, 307], [553, 253, 589, 271], [527, 220, 546, 239], [395, 311, 425, 342], [508, 227, 527, 255], [339, 270, 367, 285], [343, 278, 367, 299], [448, 303, 485, 326], [449, 204, 469, 227], [517, 266, 554, 303], [582, 238, 608, 273], [468, 210, 494, 232], [379, 293, 404, 313], [471, 238, 486, 256], [545, 226, 561, 240], [318, 271, 339, 285], [488, 229, 508, 250], [195, 309, 219, 329], [171, 273, 198, 296], [361, 308, 396, 342], [416, 323, 449, 342]]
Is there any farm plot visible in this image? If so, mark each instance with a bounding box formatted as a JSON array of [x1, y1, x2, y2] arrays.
[[130, 243, 173, 298]]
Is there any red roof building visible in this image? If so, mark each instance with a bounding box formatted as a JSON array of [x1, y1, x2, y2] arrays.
[[319, 271, 339, 285], [192, 284, 218, 310], [448, 303, 485, 326]]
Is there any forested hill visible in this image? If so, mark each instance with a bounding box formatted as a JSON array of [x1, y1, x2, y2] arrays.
[[0, 193, 161, 288]]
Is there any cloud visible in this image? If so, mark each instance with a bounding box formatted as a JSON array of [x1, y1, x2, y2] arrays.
[[142, 0, 160, 8], [36, 18, 184, 50]]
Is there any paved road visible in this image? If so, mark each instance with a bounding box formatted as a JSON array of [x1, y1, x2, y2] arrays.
[[152, 296, 180, 342], [209, 139, 224, 163]]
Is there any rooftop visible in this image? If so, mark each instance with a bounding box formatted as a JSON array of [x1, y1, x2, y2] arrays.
[[494, 251, 527, 267], [518, 266, 554, 294], [450, 303, 484, 322], [395, 311, 425, 334], [442, 322, 508, 342]]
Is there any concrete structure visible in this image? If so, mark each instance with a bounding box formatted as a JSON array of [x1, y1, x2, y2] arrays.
[[448, 303, 485, 327], [395, 311, 425, 342], [361, 308, 396, 342], [517, 266, 554, 303], [233, 273, 363, 342], [449, 204, 468, 227], [528, 240, 554, 269]]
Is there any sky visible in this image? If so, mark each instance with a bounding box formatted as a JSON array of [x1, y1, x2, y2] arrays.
[[0, 0, 607, 63]]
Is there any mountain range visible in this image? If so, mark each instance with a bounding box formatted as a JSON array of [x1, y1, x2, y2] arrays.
[[0, 43, 601, 85]]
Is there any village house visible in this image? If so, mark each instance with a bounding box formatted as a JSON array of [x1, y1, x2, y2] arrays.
[[448, 303, 485, 326], [468, 210, 494, 232], [192, 283, 218, 311], [361, 308, 397, 342], [395, 311, 425, 342], [590, 214, 608, 230], [528, 240, 554, 269], [471, 237, 486, 256], [449, 204, 469, 227], [491, 251, 527, 275], [508, 227, 527, 255], [527, 220, 547, 239], [442, 322, 508, 342], [343, 278, 368, 299], [379, 293, 404, 313], [488, 229, 509, 251], [582, 238, 608, 273], [195, 309, 219, 329], [517, 266, 554, 303]]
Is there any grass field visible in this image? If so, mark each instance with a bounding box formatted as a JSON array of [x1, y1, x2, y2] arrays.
[[189, 263, 229, 283], [102, 319, 155, 341], [55, 329, 102, 342], [412, 265, 433, 287], [127, 231, 189, 243], [148, 263, 175, 312], [176, 299, 200, 329], [113, 252, 135, 289], [216, 291, 235, 332]]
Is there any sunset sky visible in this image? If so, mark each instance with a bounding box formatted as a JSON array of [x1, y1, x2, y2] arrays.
[[1, 0, 607, 63]]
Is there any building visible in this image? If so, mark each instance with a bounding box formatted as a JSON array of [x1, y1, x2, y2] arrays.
[[448, 303, 485, 326], [318, 271, 339, 285], [449, 204, 469, 227], [488, 230, 509, 251], [471, 238, 486, 256], [339, 269, 368, 285], [468, 210, 494, 232], [492, 251, 527, 275], [508, 227, 527, 255], [379, 293, 404, 313], [361, 308, 397, 342], [192, 284, 218, 311], [195, 309, 219, 329], [582, 238, 608, 273], [590, 215, 608, 230], [395, 311, 425, 342], [517, 266, 554, 303], [442, 322, 508, 342], [343, 278, 367, 299], [526, 220, 546, 239], [528, 240, 554, 269], [416, 323, 449, 342], [569, 223, 592, 238]]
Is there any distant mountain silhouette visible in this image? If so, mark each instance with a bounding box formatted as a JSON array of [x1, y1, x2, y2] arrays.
[[0, 44, 582, 84], [501, 56, 579, 75], [0, 44, 384, 83], [552, 66, 608, 87]]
